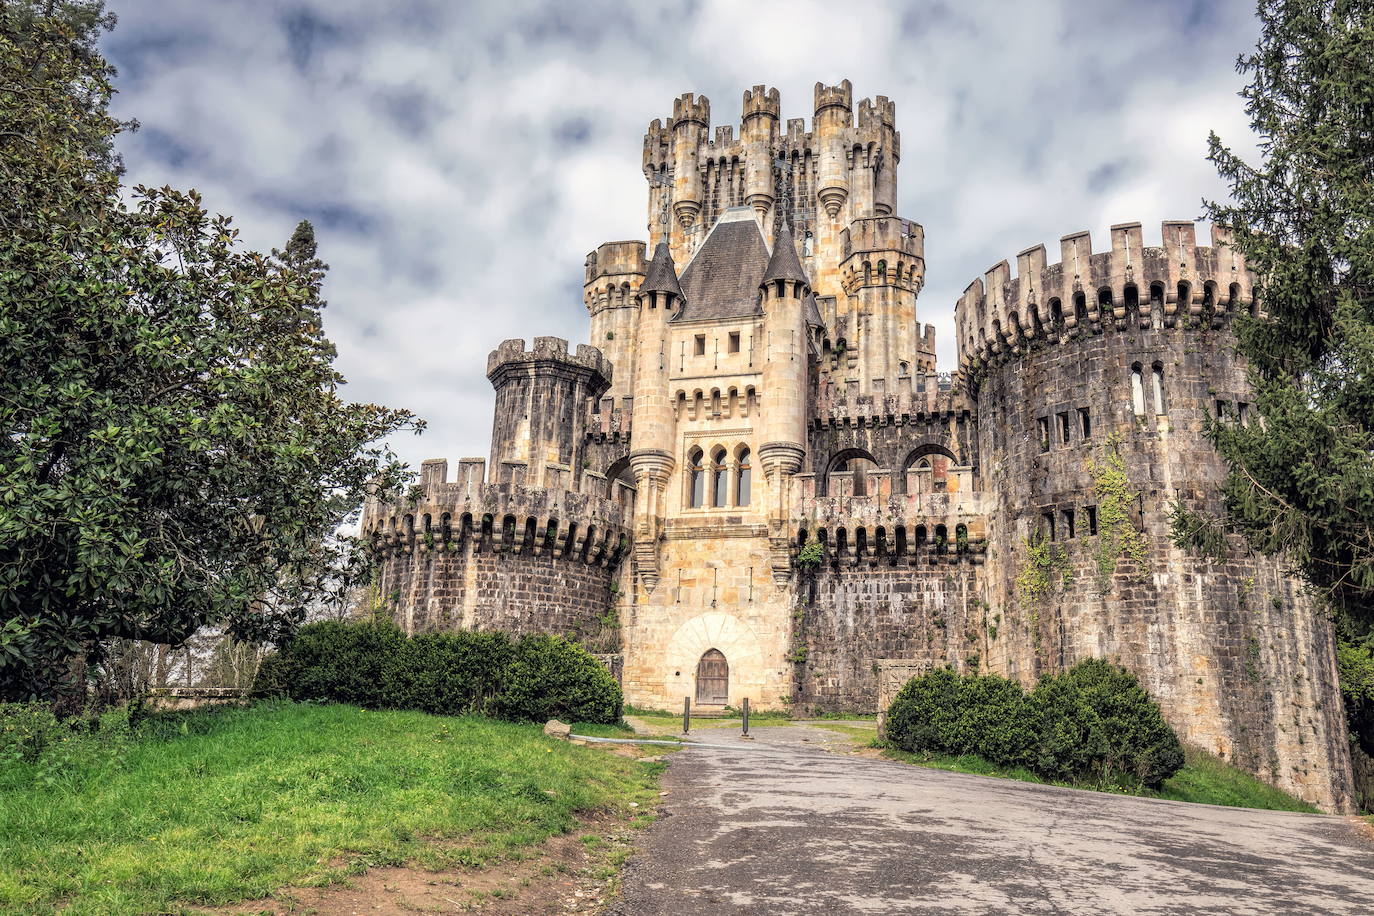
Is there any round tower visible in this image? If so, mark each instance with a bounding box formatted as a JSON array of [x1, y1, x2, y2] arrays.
[[814, 81, 852, 220], [839, 216, 928, 389], [671, 93, 709, 242], [584, 240, 647, 405], [628, 242, 684, 590], [759, 223, 811, 581], [742, 85, 780, 223], [486, 337, 611, 491]]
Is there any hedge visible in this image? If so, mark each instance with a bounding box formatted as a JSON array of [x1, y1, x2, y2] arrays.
[[886, 658, 1183, 789], [253, 621, 621, 724]]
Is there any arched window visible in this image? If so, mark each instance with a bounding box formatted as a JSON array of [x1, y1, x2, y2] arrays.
[[711, 447, 728, 507], [736, 448, 752, 506], [1152, 362, 1167, 415], [1131, 363, 1146, 415], [688, 447, 705, 508]]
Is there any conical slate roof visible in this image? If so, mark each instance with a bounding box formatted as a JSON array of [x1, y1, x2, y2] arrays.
[[804, 290, 824, 327], [641, 241, 685, 299], [761, 222, 809, 286]]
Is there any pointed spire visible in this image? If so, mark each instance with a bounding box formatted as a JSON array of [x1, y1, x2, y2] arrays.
[[641, 241, 685, 299], [762, 222, 809, 287]]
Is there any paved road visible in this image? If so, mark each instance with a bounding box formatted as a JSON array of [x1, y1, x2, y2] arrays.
[[609, 725, 1374, 915]]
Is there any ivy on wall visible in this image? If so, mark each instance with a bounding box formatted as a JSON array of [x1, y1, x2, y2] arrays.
[[1090, 435, 1149, 591], [1015, 535, 1072, 604]]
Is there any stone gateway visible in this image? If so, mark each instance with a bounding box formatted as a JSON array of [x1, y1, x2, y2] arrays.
[[363, 81, 1355, 812]]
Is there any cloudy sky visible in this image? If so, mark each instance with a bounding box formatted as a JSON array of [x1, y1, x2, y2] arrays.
[[103, 0, 1262, 471]]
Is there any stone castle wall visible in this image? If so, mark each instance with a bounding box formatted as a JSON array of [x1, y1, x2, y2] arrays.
[[954, 227, 1355, 811]]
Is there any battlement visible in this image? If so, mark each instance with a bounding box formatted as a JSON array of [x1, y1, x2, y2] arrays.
[[839, 217, 925, 294], [813, 371, 971, 426], [672, 92, 710, 127], [584, 240, 647, 285], [813, 80, 853, 118], [742, 85, 781, 122], [793, 491, 990, 568], [857, 95, 896, 130], [486, 337, 613, 387], [362, 458, 632, 567], [643, 120, 672, 170], [954, 220, 1256, 371], [841, 216, 924, 260]]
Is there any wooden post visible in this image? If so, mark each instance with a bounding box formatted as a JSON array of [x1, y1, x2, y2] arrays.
[[683, 696, 691, 734], [742, 697, 750, 737]]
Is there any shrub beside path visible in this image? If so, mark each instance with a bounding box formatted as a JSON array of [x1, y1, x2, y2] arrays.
[[609, 722, 1374, 915]]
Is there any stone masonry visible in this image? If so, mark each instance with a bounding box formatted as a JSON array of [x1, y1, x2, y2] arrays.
[[362, 82, 1356, 811]]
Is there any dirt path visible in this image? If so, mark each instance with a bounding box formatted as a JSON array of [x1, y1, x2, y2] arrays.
[[608, 723, 1374, 915]]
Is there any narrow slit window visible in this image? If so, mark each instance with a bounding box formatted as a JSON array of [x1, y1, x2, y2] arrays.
[[1078, 407, 1092, 438], [1062, 508, 1076, 539], [1151, 363, 1167, 415], [736, 448, 751, 506], [711, 448, 728, 507], [694, 334, 706, 356], [1042, 511, 1056, 542], [728, 331, 741, 354], [1057, 411, 1071, 445], [1237, 402, 1249, 426], [1131, 363, 1146, 416], [1086, 505, 1098, 536], [1037, 417, 1050, 453], [687, 448, 705, 508]]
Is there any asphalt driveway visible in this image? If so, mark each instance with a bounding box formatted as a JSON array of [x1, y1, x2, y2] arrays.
[[609, 724, 1374, 915]]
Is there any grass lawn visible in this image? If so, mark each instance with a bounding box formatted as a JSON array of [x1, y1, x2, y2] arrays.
[[0, 701, 662, 915], [880, 742, 1318, 813]]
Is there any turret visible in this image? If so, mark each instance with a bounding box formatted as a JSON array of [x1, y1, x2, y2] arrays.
[[628, 242, 684, 590], [486, 337, 611, 490], [671, 94, 709, 235], [814, 81, 852, 220], [742, 85, 780, 222], [858, 95, 898, 216], [584, 240, 647, 403], [839, 216, 928, 386], [758, 223, 810, 581]]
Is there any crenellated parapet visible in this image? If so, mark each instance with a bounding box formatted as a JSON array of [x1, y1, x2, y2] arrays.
[[362, 458, 631, 568], [794, 490, 991, 568], [839, 217, 925, 294], [583, 241, 646, 314], [954, 221, 1256, 375], [486, 336, 611, 387], [814, 372, 969, 425]]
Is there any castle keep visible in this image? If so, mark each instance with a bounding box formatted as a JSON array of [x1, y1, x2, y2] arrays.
[[363, 82, 1355, 811]]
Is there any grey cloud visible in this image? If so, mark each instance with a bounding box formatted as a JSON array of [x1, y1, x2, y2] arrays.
[[102, 0, 1264, 474]]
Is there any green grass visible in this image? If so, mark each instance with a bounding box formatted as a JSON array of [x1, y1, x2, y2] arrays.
[[880, 742, 1318, 813], [0, 701, 662, 915], [1155, 747, 1318, 812]]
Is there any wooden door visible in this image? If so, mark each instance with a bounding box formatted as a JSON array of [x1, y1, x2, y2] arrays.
[[695, 649, 728, 705]]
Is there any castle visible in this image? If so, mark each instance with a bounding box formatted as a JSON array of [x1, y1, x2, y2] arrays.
[[362, 82, 1355, 811]]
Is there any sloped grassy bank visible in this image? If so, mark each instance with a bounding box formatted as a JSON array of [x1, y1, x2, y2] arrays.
[[0, 701, 660, 915]]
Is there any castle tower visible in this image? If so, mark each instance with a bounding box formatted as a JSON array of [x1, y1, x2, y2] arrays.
[[839, 216, 932, 390], [628, 242, 683, 590], [584, 240, 647, 405], [759, 223, 810, 581], [670, 93, 709, 261], [814, 81, 852, 220], [742, 85, 780, 224], [486, 337, 611, 491]]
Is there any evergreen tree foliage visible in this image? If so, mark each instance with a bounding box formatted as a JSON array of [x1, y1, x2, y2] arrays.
[[1174, 0, 1374, 631], [0, 3, 421, 701]]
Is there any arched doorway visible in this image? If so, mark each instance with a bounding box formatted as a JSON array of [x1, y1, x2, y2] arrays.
[[695, 648, 728, 706]]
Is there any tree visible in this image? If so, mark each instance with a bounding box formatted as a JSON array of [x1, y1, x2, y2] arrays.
[[1175, 0, 1374, 631], [0, 3, 422, 703]]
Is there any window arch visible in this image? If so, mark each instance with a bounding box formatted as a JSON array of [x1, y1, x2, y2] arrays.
[[736, 447, 752, 507], [823, 448, 880, 497], [711, 447, 728, 507], [1131, 363, 1146, 416], [1151, 362, 1167, 415], [687, 447, 705, 508]]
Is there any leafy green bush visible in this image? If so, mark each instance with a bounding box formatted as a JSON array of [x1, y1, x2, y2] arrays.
[[1031, 658, 1184, 789], [493, 635, 622, 725], [0, 702, 67, 764], [269, 620, 405, 708], [885, 668, 1037, 767], [382, 630, 513, 716], [257, 622, 622, 725], [885, 658, 1183, 788]]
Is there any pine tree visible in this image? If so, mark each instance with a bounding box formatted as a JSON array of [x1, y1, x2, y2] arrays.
[[1175, 0, 1374, 631]]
